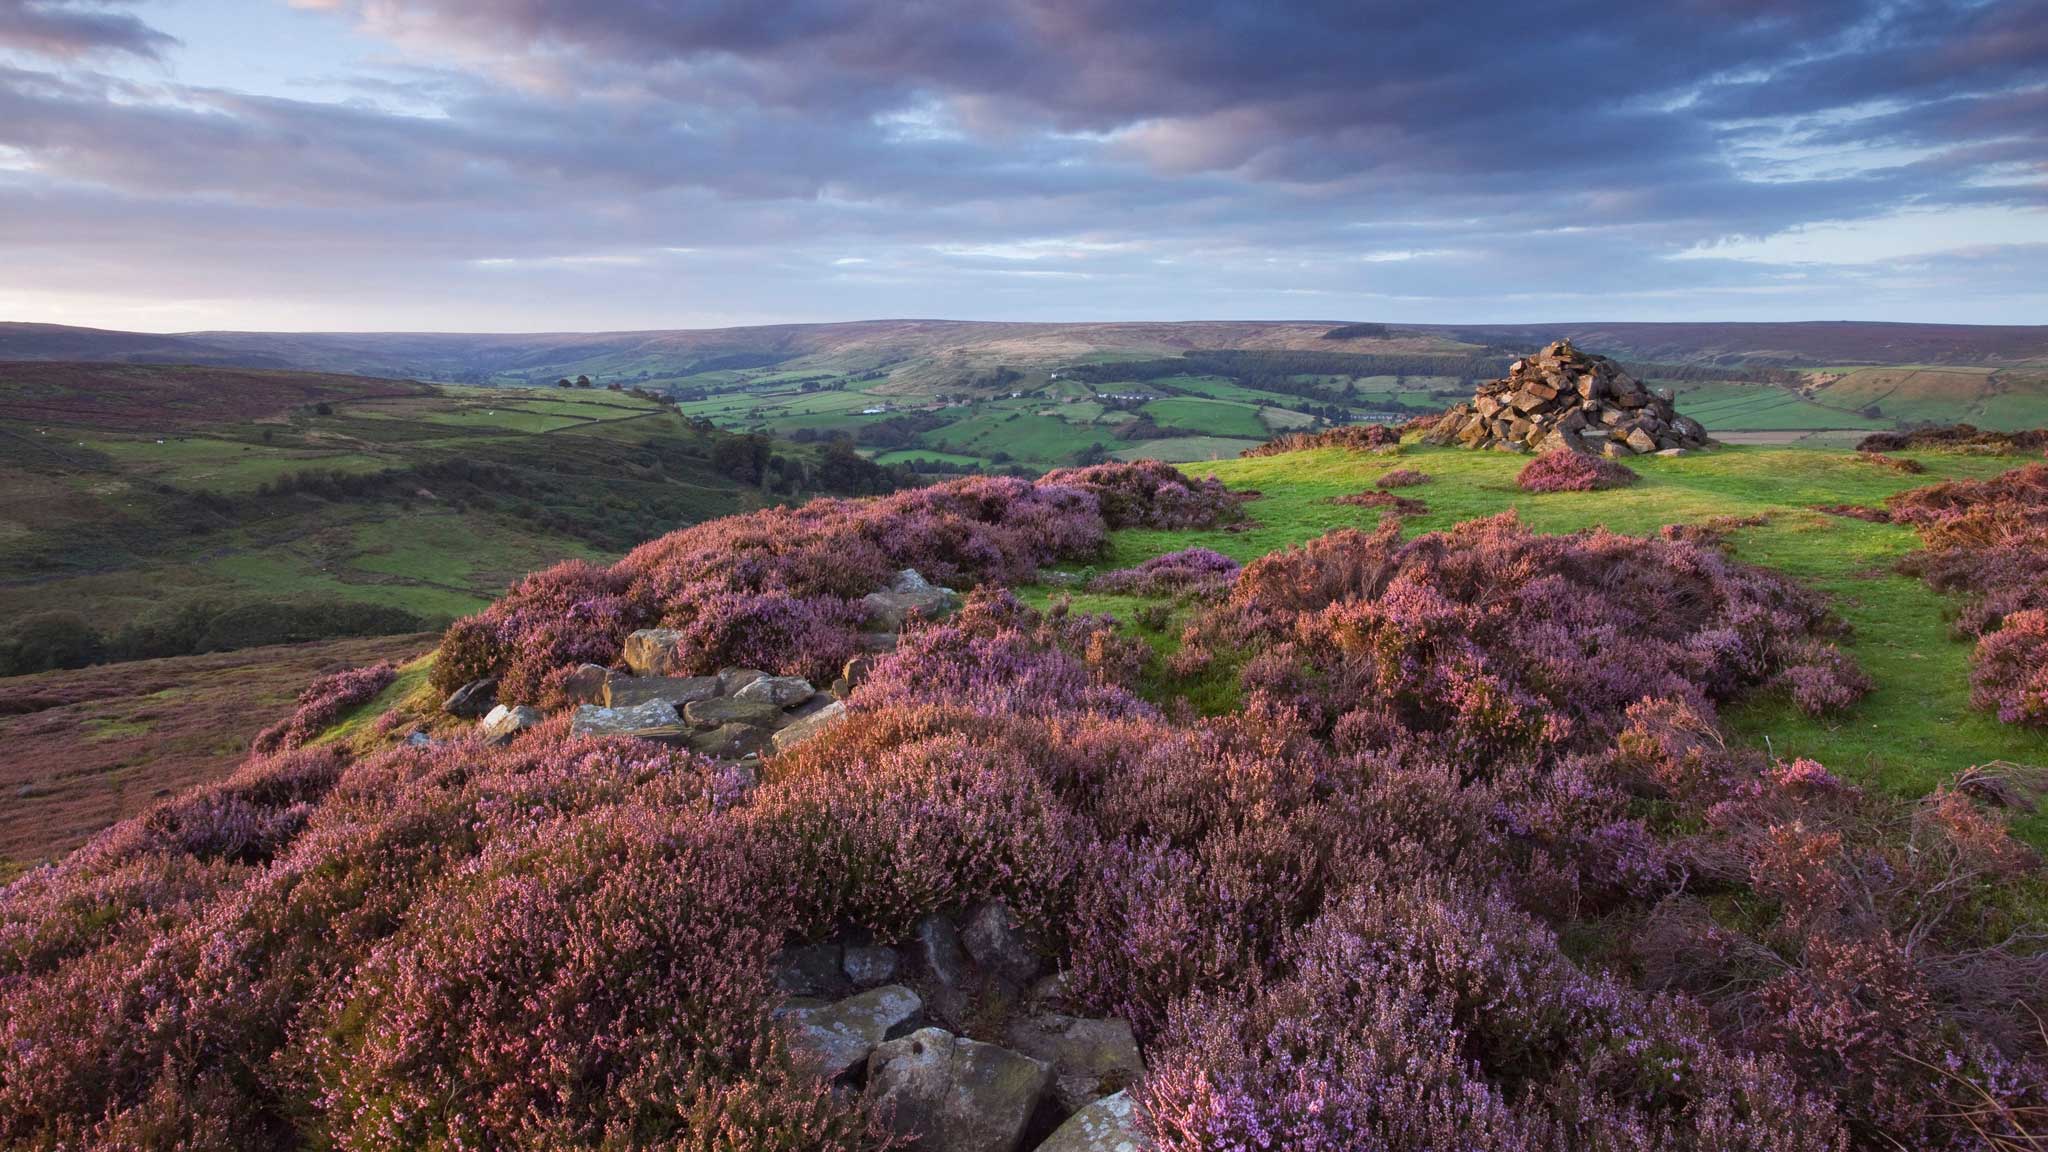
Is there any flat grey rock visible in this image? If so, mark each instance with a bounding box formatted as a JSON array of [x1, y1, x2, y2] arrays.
[[569, 700, 686, 744], [1037, 1091, 1147, 1152], [779, 985, 923, 1081], [604, 674, 720, 708]]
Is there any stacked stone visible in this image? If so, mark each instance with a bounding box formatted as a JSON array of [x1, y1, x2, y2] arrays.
[[1426, 339, 1711, 457], [446, 566, 961, 764]]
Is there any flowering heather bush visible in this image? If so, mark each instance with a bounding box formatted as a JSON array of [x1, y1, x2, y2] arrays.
[[434, 463, 1234, 700], [1039, 460, 1242, 530], [1856, 450, 1925, 474], [1376, 467, 1430, 488], [1328, 489, 1428, 516], [1774, 640, 1876, 717], [250, 661, 396, 753], [1887, 463, 2048, 725], [1202, 514, 1861, 753], [1241, 423, 1402, 457], [1087, 547, 1242, 597], [1515, 448, 1639, 493], [1858, 424, 2048, 454], [7, 469, 2044, 1150]]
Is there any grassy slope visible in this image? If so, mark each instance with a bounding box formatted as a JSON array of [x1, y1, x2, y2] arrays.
[[1028, 443, 2048, 845], [0, 376, 775, 638]]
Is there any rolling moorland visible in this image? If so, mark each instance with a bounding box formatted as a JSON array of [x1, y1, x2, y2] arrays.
[[4, 326, 2048, 1149], [8, 319, 2048, 473]]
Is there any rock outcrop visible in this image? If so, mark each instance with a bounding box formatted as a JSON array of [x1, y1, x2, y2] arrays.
[[867, 1028, 1052, 1152], [1425, 340, 1710, 457]]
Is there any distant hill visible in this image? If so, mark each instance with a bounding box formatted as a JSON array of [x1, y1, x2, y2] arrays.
[[0, 362, 902, 679], [10, 319, 2047, 385]]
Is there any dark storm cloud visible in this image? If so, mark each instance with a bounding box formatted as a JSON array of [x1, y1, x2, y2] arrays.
[[0, 0, 2042, 327], [0, 0, 175, 59]]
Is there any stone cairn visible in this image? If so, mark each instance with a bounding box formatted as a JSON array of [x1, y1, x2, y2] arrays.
[[1425, 339, 1710, 457]]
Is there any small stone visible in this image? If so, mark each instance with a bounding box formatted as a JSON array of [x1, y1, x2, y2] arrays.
[[771, 699, 847, 754], [866, 1028, 1051, 1152], [734, 675, 815, 708], [1603, 439, 1636, 458], [1625, 427, 1659, 455], [620, 629, 687, 677], [604, 674, 721, 709], [844, 945, 901, 988], [780, 985, 924, 1081], [684, 696, 784, 730], [962, 901, 1045, 985], [1037, 1090, 1147, 1152], [1655, 447, 1690, 457], [478, 703, 542, 745], [689, 722, 772, 759], [442, 677, 497, 718]]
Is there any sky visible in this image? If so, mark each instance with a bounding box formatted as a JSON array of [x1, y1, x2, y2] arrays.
[[0, 0, 2043, 332]]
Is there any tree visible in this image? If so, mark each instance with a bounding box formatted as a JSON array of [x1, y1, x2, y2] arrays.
[[556, 378, 573, 389], [576, 375, 592, 388]]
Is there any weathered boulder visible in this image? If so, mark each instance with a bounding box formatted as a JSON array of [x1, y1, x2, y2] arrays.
[[963, 901, 1045, 985], [734, 675, 815, 708], [913, 913, 973, 1023], [866, 1028, 1050, 1152], [770, 699, 846, 754], [687, 721, 772, 760], [620, 628, 688, 677], [833, 653, 879, 699], [683, 696, 784, 730], [442, 677, 497, 718], [569, 700, 687, 744], [478, 703, 541, 745], [718, 667, 768, 695], [777, 942, 850, 999], [604, 674, 720, 709], [1003, 1014, 1145, 1114], [780, 985, 924, 1081], [844, 944, 900, 988], [556, 663, 610, 705], [861, 568, 960, 631], [1037, 1091, 1147, 1152]]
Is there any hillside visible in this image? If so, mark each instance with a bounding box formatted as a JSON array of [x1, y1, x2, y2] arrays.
[[0, 633, 435, 880], [4, 437, 2043, 1150], [12, 320, 2048, 472], [0, 362, 900, 677]]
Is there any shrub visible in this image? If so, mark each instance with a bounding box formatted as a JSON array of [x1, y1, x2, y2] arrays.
[[250, 662, 397, 754], [1328, 489, 1427, 516], [1087, 547, 1241, 597], [1241, 424, 1403, 457], [1375, 467, 1430, 488], [1515, 449, 1638, 493]]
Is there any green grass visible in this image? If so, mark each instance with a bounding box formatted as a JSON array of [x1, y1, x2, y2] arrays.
[[1039, 442, 2048, 844], [1140, 397, 1269, 438], [1669, 382, 1887, 431], [873, 448, 988, 468], [318, 652, 436, 747], [1110, 436, 1264, 463], [926, 410, 1118, 463], [81, 437, 391, 491]]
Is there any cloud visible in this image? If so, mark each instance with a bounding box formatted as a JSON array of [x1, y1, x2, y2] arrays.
[[0, 0, 176, 60], [0, 0, 2043, 327]]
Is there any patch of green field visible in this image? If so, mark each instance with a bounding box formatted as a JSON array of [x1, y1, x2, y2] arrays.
[[82, 437, 391, 491], [1671, 382, 1888, 431], [873, 449, 987, 468], [318, 652, 436, 747], [1046, 443, 2048, 844], [1110, 436, 1264, 464], [1140, 397, 1269, 439], [926, 410, 1117, 463]]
